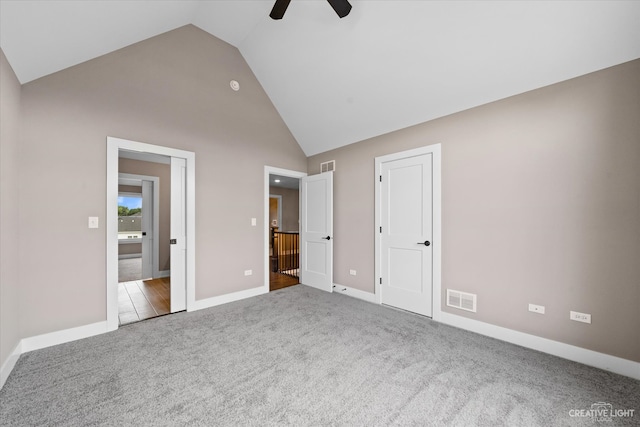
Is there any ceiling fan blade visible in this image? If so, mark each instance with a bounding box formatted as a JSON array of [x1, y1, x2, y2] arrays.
[[327, 0, 352, 18], [270, 0, 292, 20]]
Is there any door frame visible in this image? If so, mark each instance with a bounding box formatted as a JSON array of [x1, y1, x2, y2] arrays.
[[264, 166, 307, 292], [374, 144, 442, 321], [118, 173, 160, 278], [107, 137, 196, 332]]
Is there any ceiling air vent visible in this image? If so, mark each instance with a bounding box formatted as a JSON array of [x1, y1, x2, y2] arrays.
[[320, 160, 335, 173], [447, 289, 477, 313]]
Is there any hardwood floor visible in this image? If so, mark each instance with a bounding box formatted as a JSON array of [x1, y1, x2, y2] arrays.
[[118, 277, 171, 326], [119, 273, 294, 324], [270, 272, 299, 291]]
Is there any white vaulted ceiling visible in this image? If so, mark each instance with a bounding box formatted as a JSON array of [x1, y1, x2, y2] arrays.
[[1, 1, 639, 156]]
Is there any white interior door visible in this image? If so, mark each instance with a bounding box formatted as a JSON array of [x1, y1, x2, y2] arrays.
[[380, 154, 433, 316], [141, 180, 153, 280], [170, 157, 187, 312], [300, 172, 333, 292]]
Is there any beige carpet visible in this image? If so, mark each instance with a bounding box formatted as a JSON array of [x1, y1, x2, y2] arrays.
[[118, 257, 142, 282]]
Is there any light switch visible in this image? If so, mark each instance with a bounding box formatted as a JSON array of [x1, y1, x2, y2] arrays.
[[88, 217, 99, 229], [251, 218, 257, 226]]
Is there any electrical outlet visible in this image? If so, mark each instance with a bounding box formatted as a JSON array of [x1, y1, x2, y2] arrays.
[[528, 303, 545, 314], [570, 311, 591, 324], [251, 218, 256, 226], [244, 270, 252, 276], [349, 269, 357, 276]]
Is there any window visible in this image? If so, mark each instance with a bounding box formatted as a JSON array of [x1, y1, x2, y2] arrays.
[[118, 193, 142, 241]]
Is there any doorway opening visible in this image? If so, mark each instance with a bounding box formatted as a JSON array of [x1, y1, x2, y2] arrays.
[[269, 174, 301, 291], [264, 167, 306, 292], [106, 137, 196, 332], [117, 165, 167, 326]]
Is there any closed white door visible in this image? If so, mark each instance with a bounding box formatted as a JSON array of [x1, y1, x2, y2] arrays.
[[380, 154, 433, 316], [300, 172, 333, 292], [170, 157, 187, 312], [141, 180, 153, 280]]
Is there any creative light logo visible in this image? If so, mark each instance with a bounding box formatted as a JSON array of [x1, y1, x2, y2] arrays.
[[569, 402, 635, 422]]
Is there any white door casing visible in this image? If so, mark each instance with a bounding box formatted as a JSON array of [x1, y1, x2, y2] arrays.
[[107, 137, 196, 332], [170, 157, 187, 312], [376, 144, 442, 319], [300, 172, 334, 292], [141, 179, 153, 280]]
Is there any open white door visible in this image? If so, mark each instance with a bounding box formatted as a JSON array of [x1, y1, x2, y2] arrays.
[[300, 172, 333, 292], [380, 153, 433, 317], [170, 157, 187, 312], [141, 180, 153, 280]]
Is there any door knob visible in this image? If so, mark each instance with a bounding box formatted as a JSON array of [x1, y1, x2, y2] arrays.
[[322, 236, 331, 240], [417, 240, 430, 246]]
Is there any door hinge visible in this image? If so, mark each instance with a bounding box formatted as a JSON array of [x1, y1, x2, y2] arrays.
[[379, 277, 382, 284], [379, 226, 382, 233], [379, 175, 382, 182]]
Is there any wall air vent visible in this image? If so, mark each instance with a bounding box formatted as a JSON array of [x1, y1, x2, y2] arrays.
[[447, 289, 477, 313], [320, 160, 335, 173]]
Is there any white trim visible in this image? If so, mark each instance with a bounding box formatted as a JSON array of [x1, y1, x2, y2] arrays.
[[264, 166, 307, 294], [118, 253, 142, 260], [0, 341, 22, 389], [374, 143, 442, 321], [332, 283, 377, 304], [21, 321, 108, 353], [157, 269, 171, 278], [191, 286, 268, 312], [107, 137, 196, 332], [439, 312, 640, 380], [169, 157, 188, 312]]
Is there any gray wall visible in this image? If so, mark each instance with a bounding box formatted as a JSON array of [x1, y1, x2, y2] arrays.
[[0, 50, 21, 368], [308, 59, 640, 363], [119, 159, 171, 271], [17, 25, 307, 338]]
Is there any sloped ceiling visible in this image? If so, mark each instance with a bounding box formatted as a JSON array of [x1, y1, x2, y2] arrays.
[[1, 1, 639, 156]]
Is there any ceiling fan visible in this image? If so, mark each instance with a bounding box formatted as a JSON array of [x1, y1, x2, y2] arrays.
[[270, 0, 352, 20]]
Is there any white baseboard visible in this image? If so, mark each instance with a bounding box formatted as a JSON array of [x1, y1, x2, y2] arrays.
[[332, 283, 377, 303], [0, 341, 22, 389], [118, 253, 141, 260], [157, 270, 170, 278], [190, 286, 268, 312], [439, 312, 640, 380], [331, 287, 639, 380], [1, 321, 109, 391], [21, 321, 108, 353]]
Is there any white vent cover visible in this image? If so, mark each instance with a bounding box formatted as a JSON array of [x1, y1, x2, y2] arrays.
[[320, 160, 335, 173], [447, 289, 477, 313]]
